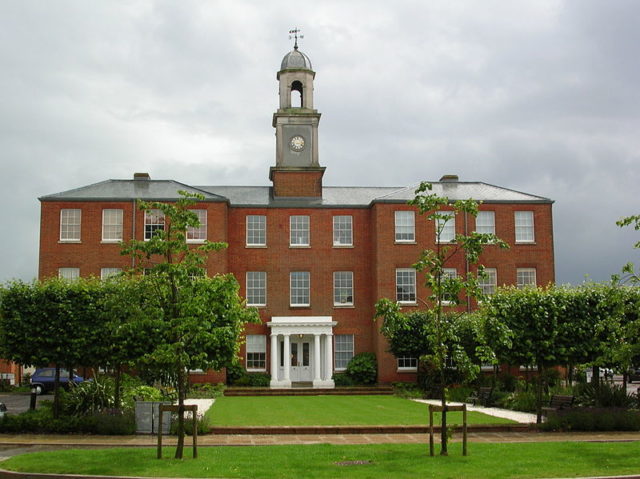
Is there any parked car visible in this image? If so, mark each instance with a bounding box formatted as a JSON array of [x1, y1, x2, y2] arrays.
[[628, 368, 640, 383], [30, 368, 85, 394]]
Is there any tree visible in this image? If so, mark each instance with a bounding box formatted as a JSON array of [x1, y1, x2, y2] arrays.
[[616, 214, 640, 284], [375, 181, 508, 456], [0, 277, 106, 417], [121, 191, 259, 459]]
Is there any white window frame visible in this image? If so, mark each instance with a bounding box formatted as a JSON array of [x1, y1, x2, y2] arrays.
[[290, 215, 310, 247], [436, 211, 455, 243], [479, 268, 497, 296], [515, 211, 535, 243], [246, 335, 266, 371], [476, 211, 495, 235], [333, 216, 353, 246], [441, 268, 457, 305], [144, 209, 165, 241], [334, 334, 354, 371], [397, 356, 418, 371], [246, 215, 266, 247], [100, 267, 122, 280], [396, 268, 416, 304], [101, 209, 123, 242], [394, 211, 415, 243], [290, 271, 310, 307], [186, 209, 207, 243], [246, 272, 267, 307], [333, 271, 354, 306], [60, 209, 81, 242], [517, 268, 537, 289], [58, 268, 79, 280]]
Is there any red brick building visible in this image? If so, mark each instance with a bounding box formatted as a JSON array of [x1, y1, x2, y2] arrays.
[[38, 45, 554, 387]]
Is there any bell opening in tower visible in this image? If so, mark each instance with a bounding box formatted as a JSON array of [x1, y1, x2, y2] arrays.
[[291, 80, 303, 108]]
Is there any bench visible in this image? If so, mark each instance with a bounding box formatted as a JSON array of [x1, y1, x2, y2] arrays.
[[541, 394, 574, 416], [466, 387, 493, 407]]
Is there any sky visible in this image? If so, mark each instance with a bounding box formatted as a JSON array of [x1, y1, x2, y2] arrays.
[[0, 0, 638, 285]]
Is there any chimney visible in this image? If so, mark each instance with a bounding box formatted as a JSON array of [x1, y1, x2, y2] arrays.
[[440, 174, 459, 182], [133, 172, 150, 180]]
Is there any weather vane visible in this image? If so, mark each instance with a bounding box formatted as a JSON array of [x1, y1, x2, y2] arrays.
[[289, 28, 303, 50]]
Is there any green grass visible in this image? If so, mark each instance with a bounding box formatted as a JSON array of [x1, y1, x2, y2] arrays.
[[4, 442, 640, 479], [210, 396, 515, 426]]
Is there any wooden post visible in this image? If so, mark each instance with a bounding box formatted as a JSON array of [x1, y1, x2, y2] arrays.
[[156, 404, 163, 459], [462, 404, 467, 456], [428, 404, 468, 456], [429, 405, 435, 456], [156, 404, 198, 460]]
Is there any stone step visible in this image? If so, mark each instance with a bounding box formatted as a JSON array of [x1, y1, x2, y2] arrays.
[[224, 386, 394, 397]]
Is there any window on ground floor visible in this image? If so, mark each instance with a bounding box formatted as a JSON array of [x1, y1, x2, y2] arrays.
[[246, 335, 266, 371], [397, 356, 418, 371], [334, 334, 354, 371]]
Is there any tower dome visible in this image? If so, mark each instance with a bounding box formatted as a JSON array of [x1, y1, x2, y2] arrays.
[[280, 47, 313, 71]]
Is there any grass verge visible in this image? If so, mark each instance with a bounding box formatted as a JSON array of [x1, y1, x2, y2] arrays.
[[210, 395, 515, 426], [3, 442, 640, 479]]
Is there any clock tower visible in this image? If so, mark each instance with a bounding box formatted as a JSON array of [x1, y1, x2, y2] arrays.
[[270, 36, 324, 198]]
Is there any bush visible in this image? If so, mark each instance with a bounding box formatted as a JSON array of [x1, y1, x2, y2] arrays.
[[393, 382, 424, 399], [497, 389, 538, 412], [233, 373, 270, 387], [498, 373, 517, 392], [226, 363, 245, 385], [346, 353, 377, 385], [0, 406, 134, 435], [64, 377, 115, 415], [541, 408, 640, 432], [123, 385, 163, 406], [188, 383, 225, 398], [576, 383, 637, 408], [446, 385, 473, 403], [332, 373, 355, 387]]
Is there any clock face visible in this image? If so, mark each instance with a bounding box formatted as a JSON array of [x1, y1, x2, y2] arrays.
[[289, 135, 305, 152]]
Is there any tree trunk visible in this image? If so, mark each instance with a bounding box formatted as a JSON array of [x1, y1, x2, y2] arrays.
[[174, 367, 186, 459], [53, 365, 61, 419], [535, 364, 544, 424], [114, 366, 122, 410], [439, 370, 448, 456], [592, 366, 600, 389]]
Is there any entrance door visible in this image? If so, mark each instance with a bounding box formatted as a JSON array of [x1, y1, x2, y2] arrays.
[[290, 341, 312, 382]]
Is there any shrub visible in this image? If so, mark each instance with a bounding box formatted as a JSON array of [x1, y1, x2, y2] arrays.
[[576, 383, 637, 408], [393, 382, 424, 399], [0, 407, 135, 435], [188, 383, 225, 399], [123, 385, 163, 407], [233, 373, 270, 387], [541, 408, 640, 432], [446, 385, 473, 403], [332, 373, 355, 387], [346, 353, 377, 385], [226, 363, 245, 385], [498, 373, 517, 392], [497, 389, 538, 412], [64, 377, 115, 415]]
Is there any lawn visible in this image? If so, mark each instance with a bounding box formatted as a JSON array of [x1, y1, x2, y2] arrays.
[[209, 395, 515, 426], [3, 442, 640, 479]]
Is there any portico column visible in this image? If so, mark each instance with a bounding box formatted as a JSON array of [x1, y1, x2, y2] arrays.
[[283, 334, 291, 383], [313, 334, 321, 382], [270, 333, 278, 382], [324, 333, 333, 381]]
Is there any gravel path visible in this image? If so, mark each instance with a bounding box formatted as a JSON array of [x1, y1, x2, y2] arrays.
[[413, 399, 537, 423]]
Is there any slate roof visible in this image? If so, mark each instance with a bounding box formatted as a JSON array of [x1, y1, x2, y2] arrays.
[[41, 179, 552, 206], [39, 180, 228, 203]]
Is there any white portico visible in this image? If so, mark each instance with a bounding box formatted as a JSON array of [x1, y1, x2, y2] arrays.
[[267, 316, 336, 388]]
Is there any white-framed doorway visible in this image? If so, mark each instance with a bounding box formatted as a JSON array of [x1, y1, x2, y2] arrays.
[[267, 316, 336, 389]]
